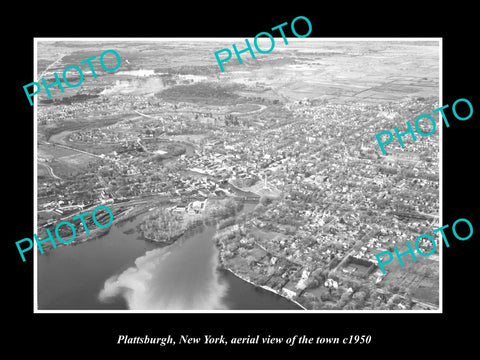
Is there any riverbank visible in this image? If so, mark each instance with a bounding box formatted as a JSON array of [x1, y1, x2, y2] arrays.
[[38, 197, 307, 311], [219, 263, 306, 310], [34, 206, 130, 252], [138, 220, 206, 245], [35, 199, 164, 252]]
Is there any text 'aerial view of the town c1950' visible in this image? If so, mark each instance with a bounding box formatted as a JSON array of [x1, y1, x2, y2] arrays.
[[36, 39, 439, 312]]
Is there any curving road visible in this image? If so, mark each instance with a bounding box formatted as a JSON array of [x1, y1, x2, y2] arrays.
[[41, 163, 62, 180], [229, 104, 267, 116]]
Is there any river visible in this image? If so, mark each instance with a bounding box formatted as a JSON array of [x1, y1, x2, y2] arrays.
[[37, 203, 302, 310]]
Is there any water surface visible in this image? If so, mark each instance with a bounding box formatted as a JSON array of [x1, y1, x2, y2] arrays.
[[38, 205, 301, 311]]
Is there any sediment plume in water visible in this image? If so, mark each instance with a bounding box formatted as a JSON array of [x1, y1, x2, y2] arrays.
[[99, 237, 229, 310]]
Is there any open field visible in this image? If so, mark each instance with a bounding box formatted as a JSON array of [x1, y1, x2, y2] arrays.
[[38, 143, 98, 178], [38, 143, 78, 159], [37, 163, 50, 178], [225, 41, 439, 104], [37, 40, 439, 111]]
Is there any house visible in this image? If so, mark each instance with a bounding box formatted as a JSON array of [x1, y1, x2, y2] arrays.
[[172, 205, 186, 213], [296, 269, 311, 290], [324, 278, 338, 289]]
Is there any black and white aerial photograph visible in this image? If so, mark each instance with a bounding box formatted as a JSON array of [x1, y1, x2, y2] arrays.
[[35, 38, 441, 311]]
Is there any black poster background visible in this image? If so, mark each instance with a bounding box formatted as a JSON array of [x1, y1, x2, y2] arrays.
[[5, 4, 478, 356]]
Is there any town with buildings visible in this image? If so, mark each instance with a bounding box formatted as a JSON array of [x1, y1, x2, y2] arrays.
[[37, 40, 439, 310]]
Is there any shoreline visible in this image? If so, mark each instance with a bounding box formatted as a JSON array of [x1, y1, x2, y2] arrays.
[[220, 264, 307, 310], [37, 200, 308, 311], [38, 200, 307, 310], [36, 205, 140, 252], [213, 203, 307, 310]]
